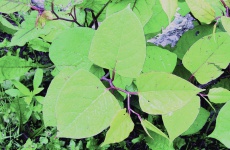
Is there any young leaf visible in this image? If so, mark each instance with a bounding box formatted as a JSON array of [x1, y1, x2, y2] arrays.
[[208, 101, 230, 148], [160, 0, 178, 23], [208, 88, 230, 103], [106, 0, 155, 26], [33, 68, 43, 90], [0, 15, 18, 34], [143, 46, 177, 73], [43, 68, 76, 127], [185, 0, 215, 24], [182, 107, 210, 135], [0, 56, 33, 83], [0, 0, 30, 14], [141, 119, 169, 139], [101, 109, 134, 146], [56, 70, 121, 138], [89, 6, 146, 78], [162, 97, 200, 142], [49, 28, 95, 71], [136, 72, 202, 115], [183, 32, 230, 84], [221, 16, 230, 36]]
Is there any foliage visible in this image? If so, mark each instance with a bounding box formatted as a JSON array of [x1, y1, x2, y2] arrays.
[[0, 0, 230, 149]]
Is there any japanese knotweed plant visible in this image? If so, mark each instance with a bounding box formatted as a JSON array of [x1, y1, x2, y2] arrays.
[[1, 0, 230, 149]]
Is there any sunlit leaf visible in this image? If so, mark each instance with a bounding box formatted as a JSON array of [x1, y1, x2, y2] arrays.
[[49, 28, 95, 71], [208, 88, 230, 103], [160, 0, 178, 23], [136, 72, 202, 115], [183, 32, 230, 84], [56, 70, 121, 138], [89, 6, 146, 78], [185, 0, 215, 24], [101, 109, 134, 146], [221, 16, 230, 36], [143, 46, 177, 73], [43, 68, 76, 127], [106, 0, 155, 26], [162, 97, 200, 142], [209, 101, 230, 148]]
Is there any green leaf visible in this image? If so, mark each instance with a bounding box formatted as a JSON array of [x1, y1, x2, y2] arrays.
[[56, 70, 121, 138], [106, 0, 155, 26], [12, 80, 30, 96], [160, 0, 178, 23], [49, 28, 95, 71], [178, 0, 190, 16], [5, 89, 21, 97], [171, 24, 215, 59], [183, 32, 230, 84], [221, 16, 230, 36], [209, 101, 230, 148], [162, 97, 200, 142], [136, 72, 202, 115], [185, 0, 215, 24], [8, 11, 53, 47], [0, 0, 30, 14], [43, 68, 76, 126], [11, 98, 32, 124], [28, 38, 50, 52], [208, 88, 230, 103], [145, 131, 174, 150], [182, 107, 209, 135], [0, 56, 33, 83], [141, 119, 169, 139], [0, 15, 18, 34], [89, 6, 146, 78], [144, 0, 168, 35], [143, 46, 177, 73], [33, 68, 43, 90], [205, 0, 225, 17], [101, 109, 134, 146]]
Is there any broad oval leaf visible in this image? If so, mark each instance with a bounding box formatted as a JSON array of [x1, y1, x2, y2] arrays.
[[143, 46, 177, 73], [182, 107, 210, 135], [0, 56, 33, 83], [101, 109, 134, 146], [136, 72, 202, 115], [160, 0, 178, 23], [0, 0, 30, 14], [49, 28, 95, 71], [43, 68, 76, 127], [185, 0, 215, 24], [89, 6, 146, 78], [208, 87, 230, 103], [183, 32, 230, 84], [162, 97, 200, 142], [56, 70, 121, 138], [221, 16, 230, 36], [209, 101, 230, 148]]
